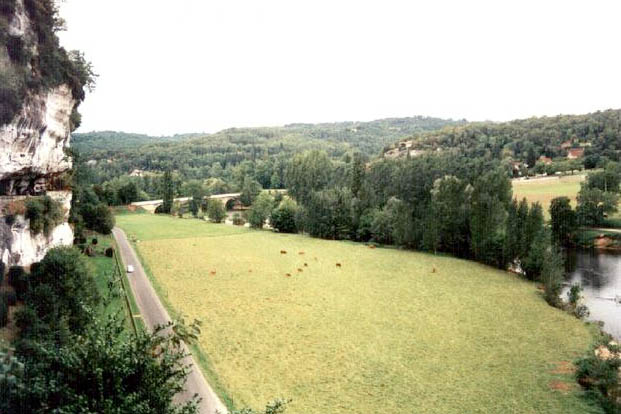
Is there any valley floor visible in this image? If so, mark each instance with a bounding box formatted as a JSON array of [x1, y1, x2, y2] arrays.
[[116, 214, 602, 414]]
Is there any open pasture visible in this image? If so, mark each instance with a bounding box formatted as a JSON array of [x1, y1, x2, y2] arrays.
[[118, 214, 600, 414], [512, 175, 585, 216]]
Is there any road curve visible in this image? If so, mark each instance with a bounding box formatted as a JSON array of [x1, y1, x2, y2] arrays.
[[112, 227, 228, 414]]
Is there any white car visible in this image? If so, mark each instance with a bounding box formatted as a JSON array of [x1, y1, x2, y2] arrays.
[[127, 265, 135, 273]]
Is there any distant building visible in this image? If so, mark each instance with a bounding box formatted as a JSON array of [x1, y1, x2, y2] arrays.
[[129, 169, 145, 177], [567, 148, 585, 159], [561, 140, 572, 149], [538, 156, 553, 165]]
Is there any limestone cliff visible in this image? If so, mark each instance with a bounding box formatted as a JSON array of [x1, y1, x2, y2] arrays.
[[0, 0, 88, 267]]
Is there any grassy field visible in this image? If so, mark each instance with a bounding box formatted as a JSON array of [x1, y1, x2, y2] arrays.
[[117, 214, 601, 414], [512, 175, 585, 217]]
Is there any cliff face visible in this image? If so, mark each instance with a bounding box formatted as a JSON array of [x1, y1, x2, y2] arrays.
[[0, 1, 78, 267]]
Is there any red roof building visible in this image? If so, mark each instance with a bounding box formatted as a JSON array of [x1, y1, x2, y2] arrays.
[[567, 148, 585, 159]]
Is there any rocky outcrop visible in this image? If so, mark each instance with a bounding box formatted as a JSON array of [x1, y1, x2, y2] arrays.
[[0, 1, 77, 267]]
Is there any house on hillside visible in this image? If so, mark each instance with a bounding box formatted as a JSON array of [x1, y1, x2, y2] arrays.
[[567, 148, 585, 159], [538, 155, 552, 165], [561, 140, 573, 150]]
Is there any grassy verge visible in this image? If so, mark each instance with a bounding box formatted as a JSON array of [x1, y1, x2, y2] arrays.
[[128, 237, 235, 410], [117, 214, 601, 414], [85, 233, 145, 332]]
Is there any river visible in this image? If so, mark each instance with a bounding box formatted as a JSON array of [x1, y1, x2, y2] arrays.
[[565, 249, 621, 339]]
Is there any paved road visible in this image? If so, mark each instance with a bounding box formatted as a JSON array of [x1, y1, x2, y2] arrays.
[[112, 227, 227, 414]]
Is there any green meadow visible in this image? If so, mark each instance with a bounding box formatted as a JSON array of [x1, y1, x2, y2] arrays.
[[117, 214, 601, 414]]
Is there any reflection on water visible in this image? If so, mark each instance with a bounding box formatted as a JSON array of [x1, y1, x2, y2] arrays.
[[565, 249, 621, 339]]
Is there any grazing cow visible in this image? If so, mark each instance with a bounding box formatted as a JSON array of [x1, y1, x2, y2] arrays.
[[210, 270, 216, 276], [299, 251, 305, 255], [432, 266, 436, 273], [369, 245, 376, 249], [304, 263, 308, 267], [280, 250, 287, 254], [285, 273, 292, 277], [336, 263, 341, 268], [297, 268, 303, 272]]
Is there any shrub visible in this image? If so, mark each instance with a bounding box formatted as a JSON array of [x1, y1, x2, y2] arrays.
[[206, 199, 226, 223], [232, 213, 245, 226], [270, 199, 298, 233], [0, 295, 7, 328], [25, 196, 64, 236], [3, 291, 16, 306], [105, 247, 114, 258], [81, 203, 115, 234], [92, 238, 98, 245]]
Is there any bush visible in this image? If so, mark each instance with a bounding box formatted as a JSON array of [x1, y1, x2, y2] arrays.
[[3, 291, 17, 306], [105, 247, 114, 258], [270, 199, 298, 233], [92, 238, 98, 245], [206, 199, 226, 223], [232, 213, 245, 226], [0, 295, 7, 328], [81, 203, 115, 234], [25, 196, 64, 236]]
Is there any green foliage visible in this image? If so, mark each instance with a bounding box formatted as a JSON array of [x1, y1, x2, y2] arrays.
[[270, 198, 298, 233], [162, 168, 174, 214], [550, 197, 577, 246], [542, 247, 564, 307], [576, 186, 619, 226], [240, 178, 262, 207], [26, 246, 100, 335], [24, 196, 64, 236], [285, 150, 333, 206], [231, 399, 290, 414], [232, 212, 245, 226], [575, 335, 621, 413], [303, 187, 354, 240], [247, 192, 274, 229], [81, 203, 115, 234], [206, 199, 226, 223]]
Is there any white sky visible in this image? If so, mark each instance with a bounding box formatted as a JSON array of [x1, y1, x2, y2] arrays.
[[57, 0, 621, 136]]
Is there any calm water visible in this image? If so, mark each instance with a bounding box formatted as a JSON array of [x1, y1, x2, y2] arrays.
[[565, 249, 621, 339]]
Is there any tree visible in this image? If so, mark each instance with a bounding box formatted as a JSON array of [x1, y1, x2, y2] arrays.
[[206, 199, 226, 223], [285, 150, 333, 205], [183, 180, 206, 217], [549, 197, 577, 246], [304, 187, 353, 240], [240, 178, 262, 207], [118, 181, 139, 205], [27, 247, 100, 335], [350, 153, 365, 198], [270, 199, 298, 233], [6, 316, 200, 414], [469, 168, 512, 268], [576, 186, 619, 226], [430, 176, 470, 256], [247, 192, 274, 229], [161, 168, 174, 214], [81, 203, 115, 234]]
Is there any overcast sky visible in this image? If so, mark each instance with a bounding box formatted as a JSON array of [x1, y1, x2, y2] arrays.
[[57, 0, 621, 136]]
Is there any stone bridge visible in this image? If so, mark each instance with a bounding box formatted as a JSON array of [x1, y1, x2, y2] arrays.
[[131, 193, 242, 213]]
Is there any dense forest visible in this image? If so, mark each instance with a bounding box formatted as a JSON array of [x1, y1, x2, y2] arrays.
[[71, 116, 463, 193], [389, 109, 621, 169]]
